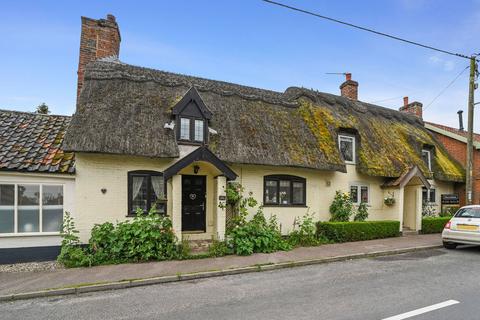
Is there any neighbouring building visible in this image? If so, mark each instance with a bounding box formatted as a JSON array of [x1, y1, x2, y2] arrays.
[[425, 117, 480, 206], [0, 15, 465, 263]]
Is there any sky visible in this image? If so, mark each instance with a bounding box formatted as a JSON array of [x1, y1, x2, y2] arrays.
[[1, 0, 480, 130]]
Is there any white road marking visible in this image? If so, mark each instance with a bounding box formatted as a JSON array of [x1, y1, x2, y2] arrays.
[[382, 300, 460, 320]]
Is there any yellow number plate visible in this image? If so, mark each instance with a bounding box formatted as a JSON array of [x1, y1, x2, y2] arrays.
[[456, 224, 478, 231]]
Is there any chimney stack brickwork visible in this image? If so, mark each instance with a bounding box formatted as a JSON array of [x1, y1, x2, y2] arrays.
[[399, 96, 423, 118], [77, 15, 121, 100], [339, 73, 358, 100]]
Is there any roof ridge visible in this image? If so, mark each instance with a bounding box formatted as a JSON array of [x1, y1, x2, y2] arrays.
[[0, 108, 72, 119]]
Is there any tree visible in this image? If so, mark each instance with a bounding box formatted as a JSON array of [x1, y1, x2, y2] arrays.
[[35, 103, 50, 114]]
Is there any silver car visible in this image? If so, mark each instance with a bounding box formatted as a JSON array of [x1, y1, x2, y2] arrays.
[[442, 205, 480, 249]]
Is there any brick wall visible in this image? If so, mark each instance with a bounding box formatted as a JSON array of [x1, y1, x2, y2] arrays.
[[430, 131, 480, 205], [77, 15, 120, 100]]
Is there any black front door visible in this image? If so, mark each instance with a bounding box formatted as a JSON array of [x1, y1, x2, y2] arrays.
[[182, 175, 206, 231]]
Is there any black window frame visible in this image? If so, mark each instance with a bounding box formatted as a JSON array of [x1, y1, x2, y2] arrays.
[[177, 116, 207, 145], [422, 187, 436, 203], [263, 175, 306, 207], [127, 170, 166, 216]]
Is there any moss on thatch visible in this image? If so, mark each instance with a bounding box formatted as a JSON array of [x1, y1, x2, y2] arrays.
[[64, 61, 464, 182]]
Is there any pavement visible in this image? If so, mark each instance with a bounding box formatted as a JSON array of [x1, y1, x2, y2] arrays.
[[3, 245, 480, 319], [0, 233, 442, 301]]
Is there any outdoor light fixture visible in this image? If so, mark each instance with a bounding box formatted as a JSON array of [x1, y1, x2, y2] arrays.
[[194, 165, 200, 174]]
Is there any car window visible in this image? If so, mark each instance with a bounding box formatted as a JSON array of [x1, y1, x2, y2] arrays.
[[455, 207, 480, 218]]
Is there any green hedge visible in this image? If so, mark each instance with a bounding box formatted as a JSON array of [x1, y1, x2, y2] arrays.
[[421, 216, 452, 234], [316, 220, 400, 243]]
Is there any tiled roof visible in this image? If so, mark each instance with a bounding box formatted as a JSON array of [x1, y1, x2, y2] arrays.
[[0, 109, 75, 174], [425, 121, 480, 143]]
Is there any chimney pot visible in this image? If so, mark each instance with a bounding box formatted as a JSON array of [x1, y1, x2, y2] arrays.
[[403, 96, 409, 107], [107, 14, 116, 22], [457, 110, 464, 131]]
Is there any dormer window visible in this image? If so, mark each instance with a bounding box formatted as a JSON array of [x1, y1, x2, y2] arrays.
[[172, 87, 212, 145], [422, 149, 432, 171], [339, 134, 355, 164]]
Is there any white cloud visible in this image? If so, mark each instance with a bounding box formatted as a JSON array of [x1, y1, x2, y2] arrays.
[[428, 55, 456, 72]]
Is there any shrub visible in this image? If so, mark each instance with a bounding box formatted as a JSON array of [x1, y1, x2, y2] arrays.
[[422, 216, 451, 234], [316, 220, 400, 243], [330, 191, 354, 222], [221, 182, 258, 232], [228, 209, 291, 255], [57, 212, 90, 268], [208, 238, 231, 257], [289, 212, 322, 247], [89, 207, 178, 264], [354, 202, 369, 222], [422, 201, 437, 217]]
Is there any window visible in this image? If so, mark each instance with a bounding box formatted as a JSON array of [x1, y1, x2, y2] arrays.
[[180, 118, 190, 140], [178, 117, 206, 143], [422, 149, 431, 171], [339, 135, 355, 164], [194, 119, 204, 142], [422, 187, 436, 203], [128, 171, 166, 215], [263, 175, 306, 206], [350, 184, 369, 204], [0, 183, 63, 234]]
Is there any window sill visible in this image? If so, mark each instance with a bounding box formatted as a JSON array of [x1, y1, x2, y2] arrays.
[[0, 232, 61, 238], [263, 204, 308, 208]]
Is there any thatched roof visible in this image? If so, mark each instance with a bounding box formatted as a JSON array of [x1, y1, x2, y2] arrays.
[[64, 60, 464, 182], [0, 110, 75, 174]]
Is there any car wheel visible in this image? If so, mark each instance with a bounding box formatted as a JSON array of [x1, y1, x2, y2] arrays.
[[443, 242, 457, 249]]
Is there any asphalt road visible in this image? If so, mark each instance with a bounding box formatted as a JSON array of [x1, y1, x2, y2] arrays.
[[2, 247, 480, 320]]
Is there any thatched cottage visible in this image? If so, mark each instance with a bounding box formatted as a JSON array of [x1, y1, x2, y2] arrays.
[[0, 15, 464, 262]]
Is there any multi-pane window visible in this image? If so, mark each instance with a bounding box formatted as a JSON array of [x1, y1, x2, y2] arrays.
[[128, 171, 166, 215], [194, 120, 204, 142], [339, 135, 355, 164], [422, 187, 436, 203], [180, 118, 190, 140], [0, 184, 63, 234], [264, 175, 306, 206], [178, 117, 206, 143], [350, 184, 369, 204], [422, 150, 431, 171]]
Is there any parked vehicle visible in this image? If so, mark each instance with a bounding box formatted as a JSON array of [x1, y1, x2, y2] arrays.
[[442, 205, 480, 249]]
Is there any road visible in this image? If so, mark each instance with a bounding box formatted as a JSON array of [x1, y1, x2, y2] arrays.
[[2, 247, 480, 319]]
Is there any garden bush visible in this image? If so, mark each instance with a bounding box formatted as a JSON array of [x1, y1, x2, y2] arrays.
[[289, 212, 323, 247], [329, 191, 354, 222], [316, 220, 400, 243], [228, 209, 291, 255], [57, 212, 91, 268], [353, 202, 369, 222], [421, 216, 452, 234]]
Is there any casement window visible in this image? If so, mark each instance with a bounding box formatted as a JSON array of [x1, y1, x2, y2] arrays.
[[264, 175, 306, 206], [350, 184, 369, 204], [422, 187, 436, 203], [0, 183, 63, 234], [339, 135, 355, 164], [128, 171, 166, 216], [421, 149, 432, 171], [178, 116, 206, 144]]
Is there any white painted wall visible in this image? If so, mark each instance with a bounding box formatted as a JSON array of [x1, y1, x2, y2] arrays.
[[0, 172, 75, 249]]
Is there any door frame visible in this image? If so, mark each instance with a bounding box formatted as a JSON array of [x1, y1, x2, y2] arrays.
[[181, 174, 207, 232]]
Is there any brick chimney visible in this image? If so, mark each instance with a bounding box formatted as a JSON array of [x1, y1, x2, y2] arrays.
[[399, 96, 423, 118], [77, 14, 121, 101], [340, 73, 358, 100]]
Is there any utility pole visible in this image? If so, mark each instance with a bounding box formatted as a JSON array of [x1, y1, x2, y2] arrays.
[[466, 56, 477, 205]]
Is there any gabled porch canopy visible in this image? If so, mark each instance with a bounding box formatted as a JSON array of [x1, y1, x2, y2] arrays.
[[164, 146, 237, 181], [381, 166, 431, 189]]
